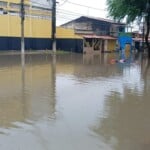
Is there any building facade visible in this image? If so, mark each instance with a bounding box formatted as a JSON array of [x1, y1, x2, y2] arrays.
[[61, 16, 126, 54], [0, 0, 83, 52], [61, 16, 125, 37]]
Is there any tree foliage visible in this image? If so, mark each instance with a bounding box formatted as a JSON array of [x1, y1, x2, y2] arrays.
[[107, 0, 150, 57]]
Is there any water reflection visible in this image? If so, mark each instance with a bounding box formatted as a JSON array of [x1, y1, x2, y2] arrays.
[[0, 54, 56, 128], [0, 52, 149, 150], [92, 83, 150, 150], [89, 54, 150, 150]]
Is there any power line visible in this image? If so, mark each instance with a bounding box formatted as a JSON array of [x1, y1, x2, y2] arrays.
[[56, 1, 107, 23], [60, 0, 106, 11], [57, 9, 84, 16], [57, 0, 68, 6], [57, 14, 78, 20]]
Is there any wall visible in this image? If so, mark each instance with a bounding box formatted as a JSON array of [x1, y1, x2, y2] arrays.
[[107, 40, 116, 51], [0, 0, 83, 51], [0, 15, 52, 38], [56, 27, 82, 39]]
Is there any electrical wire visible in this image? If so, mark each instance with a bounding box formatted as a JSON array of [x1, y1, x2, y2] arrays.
[[24, 0, 107, 25], [60, 0, 106, 11], [57, 14, 77, 20], [57, 0, 68, 6], [57, 9, 84, 16]]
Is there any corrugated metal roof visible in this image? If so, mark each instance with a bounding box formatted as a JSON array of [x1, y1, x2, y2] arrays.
[[61, 16, 126, 26], [83, 35, 117, 40], [82, 16, 125, 25]]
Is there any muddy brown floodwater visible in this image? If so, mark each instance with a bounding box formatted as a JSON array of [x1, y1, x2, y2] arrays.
[[0, 52, 150, 150]]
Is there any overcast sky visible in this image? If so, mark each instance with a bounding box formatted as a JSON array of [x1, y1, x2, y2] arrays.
[[56, 0, 108, 25]]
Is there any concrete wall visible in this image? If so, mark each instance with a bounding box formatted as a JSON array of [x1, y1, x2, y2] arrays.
[[107, 40, 116, 51], [0, 0, 83, 51]]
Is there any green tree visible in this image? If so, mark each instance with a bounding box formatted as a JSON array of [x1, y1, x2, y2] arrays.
[[107, 0, 150, 57]]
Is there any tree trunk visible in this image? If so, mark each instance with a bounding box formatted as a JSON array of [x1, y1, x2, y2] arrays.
[[145, 14, 150, 58]]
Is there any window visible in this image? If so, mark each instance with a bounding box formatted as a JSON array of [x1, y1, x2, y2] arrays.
[[10, 3, 30, 10], [0, 1, 7, 8], [9, 3, 20, 9]]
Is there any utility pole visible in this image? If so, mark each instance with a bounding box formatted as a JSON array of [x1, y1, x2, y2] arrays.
[[20, 0, 25, 54], [52, 0, 56, 52], [142, 17, 145, 51]]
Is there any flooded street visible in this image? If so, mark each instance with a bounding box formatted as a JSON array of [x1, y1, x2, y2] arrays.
[[0, 52, 150, 150]]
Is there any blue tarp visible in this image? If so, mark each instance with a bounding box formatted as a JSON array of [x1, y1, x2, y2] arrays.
[[118, 36, 132, 51]]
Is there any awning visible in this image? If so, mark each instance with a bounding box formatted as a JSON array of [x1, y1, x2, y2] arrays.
[[83, 35, 117, 40]]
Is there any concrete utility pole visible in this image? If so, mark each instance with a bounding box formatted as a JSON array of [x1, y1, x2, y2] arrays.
[[52, 0, 56, 52], [20, 0, 25, 54], [142, 17, 145, 51]]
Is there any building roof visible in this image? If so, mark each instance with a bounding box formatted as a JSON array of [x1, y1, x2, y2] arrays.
[[61, 16, 126, 26], [82, 16, 125, 25]]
